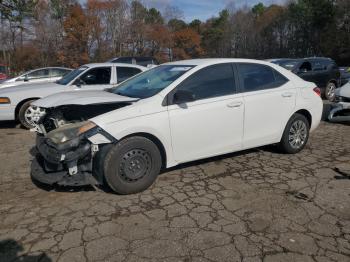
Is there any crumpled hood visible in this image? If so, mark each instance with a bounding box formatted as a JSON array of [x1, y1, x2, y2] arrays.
[[32, 90, 139, 108], [336, 82, 350, 98]]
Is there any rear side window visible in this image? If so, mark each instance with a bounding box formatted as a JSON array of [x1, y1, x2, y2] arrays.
[[176, 64, 236, 101], [238, 63, 288, 92], [27, 69, 50, 79], [50, 68, 70, 77], [117, 67, 142, 83]]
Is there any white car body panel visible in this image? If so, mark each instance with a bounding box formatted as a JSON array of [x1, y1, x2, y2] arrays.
[[35, 59, 323, 169], [242, 81, 296, 149]]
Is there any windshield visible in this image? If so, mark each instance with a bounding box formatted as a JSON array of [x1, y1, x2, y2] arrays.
[[56, 66, 88, 85], [110, 65, 194, 98], [273, 60, 299, 71]]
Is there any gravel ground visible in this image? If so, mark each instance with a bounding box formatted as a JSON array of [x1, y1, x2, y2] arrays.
[[0, 120, 349, 262]]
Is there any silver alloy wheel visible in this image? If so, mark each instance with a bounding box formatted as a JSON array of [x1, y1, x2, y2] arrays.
[[327, 83, 336, 100], [288, 120, 307, 149], [24, 106, 46, 127]]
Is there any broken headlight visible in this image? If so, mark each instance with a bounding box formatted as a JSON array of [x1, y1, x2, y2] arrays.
[[46, 121, 96, 144]]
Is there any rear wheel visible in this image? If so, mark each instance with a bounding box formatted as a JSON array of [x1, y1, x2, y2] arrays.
[[325, 82, 336, 102], [18, 100, 43, 129], [103, 136, 162, 194], [279, 113, 310, 154]]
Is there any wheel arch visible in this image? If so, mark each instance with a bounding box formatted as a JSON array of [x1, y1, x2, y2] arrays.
[[122, 132, 167, 170], [15, 97, 40, 119], [328, 79, 338, 88], [294, 109, 312, 127]]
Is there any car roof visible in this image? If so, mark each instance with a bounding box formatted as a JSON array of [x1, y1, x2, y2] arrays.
[[164, 58, 278, 66], [84, 62, 147, 69]]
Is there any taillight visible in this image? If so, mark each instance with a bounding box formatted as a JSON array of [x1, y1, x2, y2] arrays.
[[313, 87, 321, 96]]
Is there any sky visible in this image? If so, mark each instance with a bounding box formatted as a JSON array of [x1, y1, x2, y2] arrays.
[[80, 0, 287, 22], [140, 0, 287, 21]]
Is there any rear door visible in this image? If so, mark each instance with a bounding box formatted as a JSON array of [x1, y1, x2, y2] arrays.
[[237, 63, 296, 149], [311, 60, 328, 88], [168, 63, 244, 163], [297, 61, 315, 83]]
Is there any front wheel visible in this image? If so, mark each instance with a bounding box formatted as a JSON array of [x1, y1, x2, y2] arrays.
[[103, 136, 162, 194], [325, 82, 336, 102], [18, 100, 44, 129], [279, 113, 310, 154]]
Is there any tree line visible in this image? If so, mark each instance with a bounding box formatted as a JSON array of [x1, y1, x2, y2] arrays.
[[0, 0, 349, 73]]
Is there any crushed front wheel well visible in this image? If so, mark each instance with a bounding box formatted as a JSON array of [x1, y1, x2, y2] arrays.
[[123, 133, 167, 170], [15, 98, 40, 119]]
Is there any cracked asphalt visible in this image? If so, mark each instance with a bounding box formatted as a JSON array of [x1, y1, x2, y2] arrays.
[[0, 120, 349, 262]]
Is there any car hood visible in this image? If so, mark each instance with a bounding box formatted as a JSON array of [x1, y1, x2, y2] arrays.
[[32, 90, 139, 108], [0, 82, 59, 93], [336, 82, 350, 98]]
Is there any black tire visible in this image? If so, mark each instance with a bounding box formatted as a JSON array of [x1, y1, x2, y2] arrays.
[[103, 136, 162, 194], [18, 100, 37, 129], [279, 113, 310, 154], [325, 82, 336, 102]]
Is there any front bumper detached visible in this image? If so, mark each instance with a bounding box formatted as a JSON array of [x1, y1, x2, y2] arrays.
[[31, 135, 99, 187]]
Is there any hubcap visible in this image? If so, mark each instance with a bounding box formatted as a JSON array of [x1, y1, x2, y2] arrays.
[[119, 149, 151, 182], [327, 84, 336, 100], [24, 106, 46, 127], [288, 120, 307, 149]]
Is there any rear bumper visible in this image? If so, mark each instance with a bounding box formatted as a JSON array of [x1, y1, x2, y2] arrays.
[[31, 135, 99, 186], [0, 105, 15, 121]]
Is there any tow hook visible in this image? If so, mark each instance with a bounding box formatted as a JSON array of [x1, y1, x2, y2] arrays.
[[67, 160, 78, 176]]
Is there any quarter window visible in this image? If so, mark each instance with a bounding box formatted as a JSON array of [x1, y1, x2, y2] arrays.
[[117, 67, 142, 83], [27, 69, 50, 79], [50, 68, 70, 77], [238, 63, 288, 92], [176, 64, 236, 101]]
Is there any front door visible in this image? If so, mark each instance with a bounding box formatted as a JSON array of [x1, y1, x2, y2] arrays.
[[69, 67, 113, 91], [167, 63, 244, 164]]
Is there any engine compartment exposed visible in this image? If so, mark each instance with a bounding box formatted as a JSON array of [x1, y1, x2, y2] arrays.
[[36, 102, 131, 134]]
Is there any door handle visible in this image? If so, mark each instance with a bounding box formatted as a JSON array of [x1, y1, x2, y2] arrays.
[[227, 101, 243, 108], [282, 92, 293, 98]]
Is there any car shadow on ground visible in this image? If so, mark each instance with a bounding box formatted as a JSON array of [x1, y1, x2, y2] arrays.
[[0, 120, 18, 129], [29, 144, 277, 195], [0, 239, 51, 262]]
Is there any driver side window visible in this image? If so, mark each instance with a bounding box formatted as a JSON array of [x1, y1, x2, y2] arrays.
[[80, 67, 111, 85]]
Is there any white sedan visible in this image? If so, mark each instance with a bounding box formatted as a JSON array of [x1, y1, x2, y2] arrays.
[[31, 59, 323, 194], [0, 67, 72, 89], [0, 63, 147, 128]]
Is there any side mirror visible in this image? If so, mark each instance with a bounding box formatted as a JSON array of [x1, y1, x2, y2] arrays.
[[74, 78, 84, 87], [173, 90, 195, 104], [24, 75, 29, 82]]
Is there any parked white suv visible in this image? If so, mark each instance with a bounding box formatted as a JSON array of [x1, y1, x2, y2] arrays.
[[31, 59, 323, 194], [0, 63, 146, 128]]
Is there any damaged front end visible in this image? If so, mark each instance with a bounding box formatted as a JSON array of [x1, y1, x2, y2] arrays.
[[30, 103, 129, 187]]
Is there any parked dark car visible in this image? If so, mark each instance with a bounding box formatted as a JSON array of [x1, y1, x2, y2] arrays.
[[339, 67, 350, 86], [270, 57, 341, 101], [108, 56, 159, 67]]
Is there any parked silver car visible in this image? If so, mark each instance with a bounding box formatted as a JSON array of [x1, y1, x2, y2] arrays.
[[0, 63, 147, 128], [0, 67, 72, 89]]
